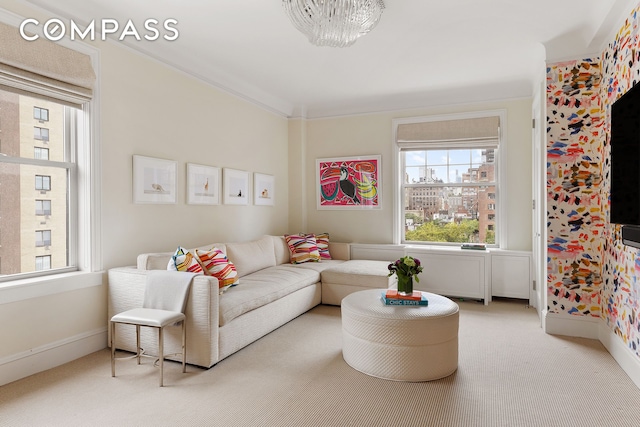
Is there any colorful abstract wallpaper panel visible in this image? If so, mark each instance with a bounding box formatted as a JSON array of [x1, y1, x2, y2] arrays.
[[546, 4, 640, 357], [546, 58, 604, 318], [600, 5, 640, 355]]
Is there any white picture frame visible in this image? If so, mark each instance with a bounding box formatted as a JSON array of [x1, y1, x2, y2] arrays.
[[187, 163, 221, 205], [223, 168, 249, 205], [253, 173, 275, 206], [132, 155, 177, 204]]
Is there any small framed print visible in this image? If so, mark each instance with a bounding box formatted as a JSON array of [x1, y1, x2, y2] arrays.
[[133, 155, 177, 204], [254, 173, 274, 206], [223, 168, 249, 205], [187, 163, 220, 205]]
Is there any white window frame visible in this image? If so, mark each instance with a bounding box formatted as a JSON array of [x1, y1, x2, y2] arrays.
[[0, 10, 102, 300], [392, 110, 507, 248]]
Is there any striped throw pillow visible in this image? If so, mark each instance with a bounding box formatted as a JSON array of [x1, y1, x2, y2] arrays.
[[196, 247, 239, 294], [285, 234, 321, 264], [314, 232, 331, 260], [167, 246, 204, 274]]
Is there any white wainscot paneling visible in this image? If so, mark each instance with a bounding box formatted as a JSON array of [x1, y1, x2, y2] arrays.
[[490, 251, 531, 300], [407, 248, 490, 304], [350, 244, 405, 262]]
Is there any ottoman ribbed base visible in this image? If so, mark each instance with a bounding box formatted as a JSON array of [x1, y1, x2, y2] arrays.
[[341, 289, 459, 381]]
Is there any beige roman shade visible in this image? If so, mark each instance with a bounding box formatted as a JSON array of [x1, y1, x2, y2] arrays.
[[0, 21, 95, 106], [397, 116, 500, 149]]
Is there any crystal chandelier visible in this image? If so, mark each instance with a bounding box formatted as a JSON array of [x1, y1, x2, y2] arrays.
[[282, 0, 385, 48]]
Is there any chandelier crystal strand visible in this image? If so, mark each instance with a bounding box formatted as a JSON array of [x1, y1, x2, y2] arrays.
[[282, 0, 385, 48]]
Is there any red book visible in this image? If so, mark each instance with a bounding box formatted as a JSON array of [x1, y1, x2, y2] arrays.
[[385, 289, 422, 300]]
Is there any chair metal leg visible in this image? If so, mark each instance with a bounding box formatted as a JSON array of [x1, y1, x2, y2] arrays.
[[136, 325, 141, 365], [158, 326, 164, 387], [110, 321, 116, 377], [182, 320, 186, 373]]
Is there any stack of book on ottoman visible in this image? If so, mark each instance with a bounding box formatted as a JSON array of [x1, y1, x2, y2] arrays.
[[380, 289, 429, 306]]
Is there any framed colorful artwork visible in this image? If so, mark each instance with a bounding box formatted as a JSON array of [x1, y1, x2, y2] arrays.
[[223, 168, 249, 205], [132, 155, 177, 204], [254, 173, 275, 206], [187, 163, 220, 205], [316, 155, 381, 210]]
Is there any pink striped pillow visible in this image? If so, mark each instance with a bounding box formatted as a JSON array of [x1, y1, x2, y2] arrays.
[[285, 234, 321, 264], [314, 232, 331, 260], [196, 247, 239, 294]]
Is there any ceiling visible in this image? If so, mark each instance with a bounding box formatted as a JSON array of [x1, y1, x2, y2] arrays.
[[22, 0, 636, 118]]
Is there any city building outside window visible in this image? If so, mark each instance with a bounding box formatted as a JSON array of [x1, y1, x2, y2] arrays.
[[0, 90, 76, 276]]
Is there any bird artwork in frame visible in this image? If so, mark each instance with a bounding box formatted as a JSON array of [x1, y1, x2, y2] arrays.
[[316, 155, 381, 210]]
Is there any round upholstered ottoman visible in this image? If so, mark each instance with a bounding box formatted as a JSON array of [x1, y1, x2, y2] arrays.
[[341, 289, 459, 381]]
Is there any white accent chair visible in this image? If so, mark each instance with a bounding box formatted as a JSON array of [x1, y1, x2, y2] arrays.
[[110, 270, 195, 386]]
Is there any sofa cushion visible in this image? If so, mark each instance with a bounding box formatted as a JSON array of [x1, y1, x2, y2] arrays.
[[225, 236, 276, 277], [285, 234, 321, 264], [271, 235, 291, 265], [281, 259, 345, 273], [218, 265, 320, 326], [196, 247, 239, 294], [321, 259, 395, 288]]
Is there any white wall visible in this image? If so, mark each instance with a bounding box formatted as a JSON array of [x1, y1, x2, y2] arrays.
[[99, 40, 290, 269], [0, 0, 288, 384], [298, 98, 533, 250]]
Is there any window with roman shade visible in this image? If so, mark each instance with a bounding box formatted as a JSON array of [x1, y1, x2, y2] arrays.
[[0, 21, 95, 106], [395, 113, 502, 246], [0, 20, 97, 280]]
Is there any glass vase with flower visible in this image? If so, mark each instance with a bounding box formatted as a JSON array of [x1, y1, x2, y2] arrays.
[[387, 255, 424, 296]]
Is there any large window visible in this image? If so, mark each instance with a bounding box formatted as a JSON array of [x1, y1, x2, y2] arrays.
[[0, 18, 98, 285], [395, 113, 502, 246]]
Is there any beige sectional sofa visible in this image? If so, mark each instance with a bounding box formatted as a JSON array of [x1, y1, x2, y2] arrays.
[[108, 235, 393, 369]]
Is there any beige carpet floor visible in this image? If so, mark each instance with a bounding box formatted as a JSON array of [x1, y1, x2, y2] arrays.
[[1, 299, 640, 426]]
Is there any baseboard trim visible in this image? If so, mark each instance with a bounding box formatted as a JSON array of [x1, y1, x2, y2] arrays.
[[543, 310, 600, 339], [599, 321, 640, 389], [0, 327, 107, 386]]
